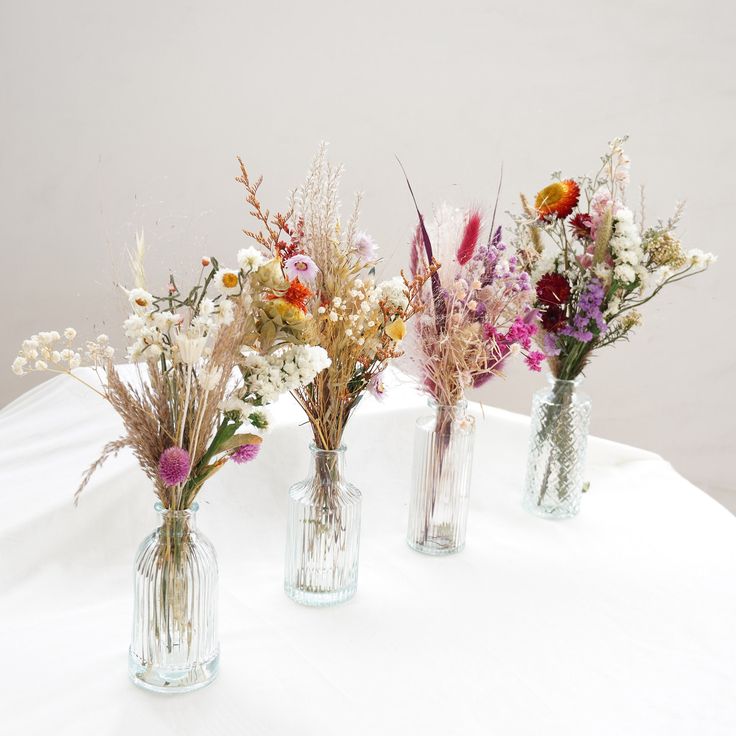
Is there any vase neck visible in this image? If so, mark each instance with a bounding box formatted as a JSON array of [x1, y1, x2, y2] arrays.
[[156, 501, 198, 533], [547, 374, 582, 390], [429, 398, 468, 417], [309, 443, 346, 482]]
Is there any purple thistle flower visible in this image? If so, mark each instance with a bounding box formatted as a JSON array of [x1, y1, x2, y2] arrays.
[[231, 443, 261, 464], [158, 447, 191, 487]]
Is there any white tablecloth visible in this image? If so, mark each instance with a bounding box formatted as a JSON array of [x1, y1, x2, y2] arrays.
[[1, 367, 734, 735]]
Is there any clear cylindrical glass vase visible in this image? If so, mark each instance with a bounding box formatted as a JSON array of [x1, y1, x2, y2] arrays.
[[128, 502, 219, 693], [407, 400, 476, 555], [284, 444, 362, 607], [523, 375, 592, 519]]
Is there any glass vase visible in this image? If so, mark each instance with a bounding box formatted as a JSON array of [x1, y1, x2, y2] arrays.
[[407, 400, 475, 555], [523, 375, 591, 519], [284, 444, 361, 607], [128, 502, 219, 693]]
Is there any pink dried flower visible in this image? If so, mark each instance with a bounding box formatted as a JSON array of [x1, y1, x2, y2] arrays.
[[368, 372, 386, 401], [524, 351, 545, 372], [231, 443, 261, 464], [284, 254, 319, 283], [355, 232, 378, 263], [158, 447, 191, 486]]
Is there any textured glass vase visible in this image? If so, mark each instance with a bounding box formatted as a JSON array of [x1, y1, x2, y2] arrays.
[[407, 400, 475, 555], [128, 502, 219, 693], [523, 375, 591, 519], [284, 444, 361, 606]]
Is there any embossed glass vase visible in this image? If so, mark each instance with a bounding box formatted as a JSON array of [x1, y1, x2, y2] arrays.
[[284, 444, 361, 606], [128, 502, 219, 693], [523, 375, 591, 519], [407, 400, 475, 554]]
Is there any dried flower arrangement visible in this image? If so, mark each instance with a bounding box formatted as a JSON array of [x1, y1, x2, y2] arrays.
[[514, 137, 717, 515], [401, 194, 541, 408], [11, 236, 330, 508], [514, 136, 716, 380], [236, 143, 436, 451]]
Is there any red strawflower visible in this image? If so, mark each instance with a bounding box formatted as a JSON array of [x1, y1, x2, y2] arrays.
[[536, 273, 571, 306], [569, 213, 593, 240], [541, 304, 567, 333]]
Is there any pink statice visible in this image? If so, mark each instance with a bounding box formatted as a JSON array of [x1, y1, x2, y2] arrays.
[[158, 447, 191, 486], [231, 443, 261, 464], [284, 254, 319, 284], [524, 351, 545, 372]]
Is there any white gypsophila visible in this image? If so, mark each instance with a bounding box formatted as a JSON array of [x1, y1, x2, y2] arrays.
[[604, 296, 621, 318], [609, 208, 643, 284], [215, 299, 235, 326], [593, 263, 612, 281], [686, 248, 717, 267], [152, 310, 182, 332], [128, 288, 155, 314], [220, 396, 254, 421], [123, 314, 146, 339], [376, 276, 409, 311], [85, 337, 115, 363], [237, 247, 267, 272], [614, 264, 636, 284], [63, 327, 77, 340], [11, 356, 27, 375]]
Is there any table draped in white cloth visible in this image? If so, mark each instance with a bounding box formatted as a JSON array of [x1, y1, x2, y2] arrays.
[[0, 366, 734, 735]]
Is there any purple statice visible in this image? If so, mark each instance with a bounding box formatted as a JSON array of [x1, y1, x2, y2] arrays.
[[158, 447, 191, 486], [560, 277, 607, 343], [543, 331, 562, 357]]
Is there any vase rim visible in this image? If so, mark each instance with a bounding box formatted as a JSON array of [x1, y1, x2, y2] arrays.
[[428, 398, 469, 410], [308, 442, 346, 455], [547, 373, 583, 386], [154, 501, 199, 515]]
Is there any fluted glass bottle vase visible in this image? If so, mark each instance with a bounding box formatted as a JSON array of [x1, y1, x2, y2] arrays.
[[128, 502, 219, 693], [407, 400, 475, 555], [523, 375, 591, 519], [284, 444, 361, 606]]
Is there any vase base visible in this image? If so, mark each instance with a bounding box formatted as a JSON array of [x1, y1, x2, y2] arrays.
[[407, 537, 464, 556], [128, 650, 220, 694], [523, 496, 580, 520], [284, 582, 357, 607]]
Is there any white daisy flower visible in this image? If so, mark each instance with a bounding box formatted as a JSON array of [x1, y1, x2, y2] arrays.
[[214, 269, 241, 296]]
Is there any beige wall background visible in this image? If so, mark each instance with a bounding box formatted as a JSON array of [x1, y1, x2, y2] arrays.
[[1, 1, 734, 507]]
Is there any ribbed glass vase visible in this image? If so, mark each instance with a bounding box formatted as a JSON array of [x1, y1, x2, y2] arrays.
[[523, 375, 592, 519], [128, 502, 219, 693], [407, 400, 475, 555], [284, 444, 361, 607]]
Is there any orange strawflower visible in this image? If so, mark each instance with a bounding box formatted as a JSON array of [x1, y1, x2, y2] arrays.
[[268, 278, 313, 313], [534, 180, 580, 220]]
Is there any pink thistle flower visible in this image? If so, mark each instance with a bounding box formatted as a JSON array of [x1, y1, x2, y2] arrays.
[[284, 254, 319, 284], [355, 232, 378, 263], [231, 443, 261, 464], [158, 447, 191, 486]]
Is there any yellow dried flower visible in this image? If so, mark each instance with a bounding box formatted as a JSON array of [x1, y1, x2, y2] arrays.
[[621, 310, 642, 330], [385, 317, 406, 342], [647, 232, 687, 269]]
